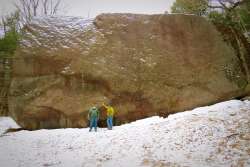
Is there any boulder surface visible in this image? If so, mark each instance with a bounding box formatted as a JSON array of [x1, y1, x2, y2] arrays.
[[9, 14, 249, 129]]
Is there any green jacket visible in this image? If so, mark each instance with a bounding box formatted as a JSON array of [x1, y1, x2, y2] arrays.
[[88, 107, 99, 119]]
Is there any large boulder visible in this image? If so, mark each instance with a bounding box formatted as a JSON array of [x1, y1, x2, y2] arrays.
[[9, 14, 250, 130]]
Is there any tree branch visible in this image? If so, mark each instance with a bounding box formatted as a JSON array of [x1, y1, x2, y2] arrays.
[[52, 0, 61, 15], [208, 5, 224, 9], [229, 0, 247, 11]]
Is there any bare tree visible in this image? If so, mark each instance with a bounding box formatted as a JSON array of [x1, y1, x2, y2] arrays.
[[42, 0, 49, 15], [51, 0, 61, 15], [1, 11, 21, 33], [15, 0, 62, 23], [208, 0, 247, 12], [15, 0, 32, 22], [30, 0, 40, 16]]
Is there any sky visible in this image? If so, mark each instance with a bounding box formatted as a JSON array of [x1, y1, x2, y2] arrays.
[[0, 0, 175, 18]]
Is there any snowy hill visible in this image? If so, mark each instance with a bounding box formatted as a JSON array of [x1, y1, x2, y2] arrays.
[[0, 100, 250, 167]]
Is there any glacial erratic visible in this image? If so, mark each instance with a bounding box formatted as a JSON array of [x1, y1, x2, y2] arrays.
[[9, 14, 249, 129]]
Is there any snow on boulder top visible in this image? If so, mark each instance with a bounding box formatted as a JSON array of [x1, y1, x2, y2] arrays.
[[20, 16, 94, 51], [29, 16, 94, 31]]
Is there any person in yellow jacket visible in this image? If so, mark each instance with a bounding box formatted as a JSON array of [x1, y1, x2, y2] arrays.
[[102, 103, 115, 130]]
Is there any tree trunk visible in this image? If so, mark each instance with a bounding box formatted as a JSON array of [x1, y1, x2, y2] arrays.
[[231, 28, 250, 83], [0, 57, 13, 116]]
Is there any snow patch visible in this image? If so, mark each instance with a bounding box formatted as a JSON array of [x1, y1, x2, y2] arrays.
[[0, 100, 249, 167], [0, 117, 20, 135], [21, 16, 94, 51], [0, 28, 5, 39]]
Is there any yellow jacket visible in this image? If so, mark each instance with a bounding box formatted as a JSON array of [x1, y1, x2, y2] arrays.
[[103, 104, 115, 117]]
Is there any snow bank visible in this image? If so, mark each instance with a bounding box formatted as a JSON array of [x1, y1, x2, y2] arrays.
[[0, 100, 249, 167], [0, 117, 20, 135]]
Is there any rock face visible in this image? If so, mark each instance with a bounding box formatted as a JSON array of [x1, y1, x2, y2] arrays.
[[9, 14, 250, 130]]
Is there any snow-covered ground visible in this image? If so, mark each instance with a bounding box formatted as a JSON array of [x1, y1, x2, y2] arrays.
[[0, 28, 5, 39], [0, 100, 249, 167]]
